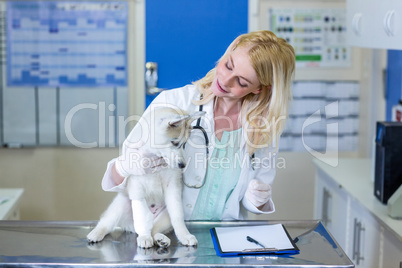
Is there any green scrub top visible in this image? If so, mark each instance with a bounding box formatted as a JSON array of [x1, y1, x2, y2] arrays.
[[190, 128, 242, 220]]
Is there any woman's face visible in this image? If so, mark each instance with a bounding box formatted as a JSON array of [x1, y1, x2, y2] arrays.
[[211, 45, 261, 100]]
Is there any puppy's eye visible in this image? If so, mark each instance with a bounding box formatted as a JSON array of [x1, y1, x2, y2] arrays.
[[171, 141, 179, 147]]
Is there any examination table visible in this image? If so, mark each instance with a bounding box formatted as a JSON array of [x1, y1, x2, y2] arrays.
[[0, 220, 354, 267]]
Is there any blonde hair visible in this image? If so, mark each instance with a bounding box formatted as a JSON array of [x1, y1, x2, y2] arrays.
[[193, 30, 295, 155]]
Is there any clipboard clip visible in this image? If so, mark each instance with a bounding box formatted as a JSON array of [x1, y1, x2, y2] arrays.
[[242, 248, 279, 253]]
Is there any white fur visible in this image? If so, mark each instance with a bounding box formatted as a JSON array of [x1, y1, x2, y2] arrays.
[[87, 108, 204, 248]]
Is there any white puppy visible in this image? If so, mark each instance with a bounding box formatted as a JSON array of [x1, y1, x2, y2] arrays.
[[87, 107, 204, 248]]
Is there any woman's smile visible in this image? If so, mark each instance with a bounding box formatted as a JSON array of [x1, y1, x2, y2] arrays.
[[216, 80, 228, 93]]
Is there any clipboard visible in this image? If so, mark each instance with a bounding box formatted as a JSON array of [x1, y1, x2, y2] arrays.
[[210, 224, 300, 257]]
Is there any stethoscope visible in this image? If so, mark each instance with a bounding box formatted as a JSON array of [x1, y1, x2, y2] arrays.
[[182, 99, 256, 189]]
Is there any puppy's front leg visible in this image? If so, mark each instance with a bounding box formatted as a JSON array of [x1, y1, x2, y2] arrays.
[[131, 199, 154, 248], [164, 176, 197, 246], [87, 193, 129, 243]]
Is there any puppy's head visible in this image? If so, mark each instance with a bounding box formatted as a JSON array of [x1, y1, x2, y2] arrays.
[[152, 107, 205, 168], [154, 107, 204, 147]]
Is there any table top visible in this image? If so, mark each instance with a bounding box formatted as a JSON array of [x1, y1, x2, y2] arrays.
[[0, 220, 353, 267]]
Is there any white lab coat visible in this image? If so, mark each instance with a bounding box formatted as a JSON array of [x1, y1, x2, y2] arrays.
[[102, 85, 277, 220]]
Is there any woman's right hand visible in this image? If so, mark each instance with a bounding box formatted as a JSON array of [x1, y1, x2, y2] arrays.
[[114, 143, 167, 178]]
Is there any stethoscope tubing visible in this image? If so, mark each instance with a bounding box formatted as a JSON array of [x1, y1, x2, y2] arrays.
[[182, 97, 256, 189], [182, 103, 210, 189]]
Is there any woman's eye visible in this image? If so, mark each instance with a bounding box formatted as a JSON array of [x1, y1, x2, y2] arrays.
[[238, 79, 247, 88], [225, 61, 232, 70]]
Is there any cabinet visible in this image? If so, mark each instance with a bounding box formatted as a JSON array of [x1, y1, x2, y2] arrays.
[[347, 200, 381, 267], [347, 0, 402, 49], [0, 188, 24, 220], [314, 158, 402, 268], [314, 169, 349, 249], [382, 226, 402, 268]]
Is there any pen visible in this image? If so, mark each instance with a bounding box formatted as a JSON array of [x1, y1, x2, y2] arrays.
[[246, 235, 265, 248]]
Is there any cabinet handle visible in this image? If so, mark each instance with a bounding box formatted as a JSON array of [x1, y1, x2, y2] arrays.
[[352, 218, 365, 265], [352, 13, 362, 35], [322, 188, 331, 226], [356, 221, 365, 264], [383, 10, 395, 37], [353, 219, 358, 261], [387, 10, 395, 36]]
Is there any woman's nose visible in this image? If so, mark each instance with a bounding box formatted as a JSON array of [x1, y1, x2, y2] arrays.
[[220, 72, 234, 88]]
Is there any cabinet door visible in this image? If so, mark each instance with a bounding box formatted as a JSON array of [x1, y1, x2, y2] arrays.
[[381, 227, 402, 268], [347, 200, 381, 268], [379, 0, 402, 49], [347, 0, 371, 47], [314, 169, 348, 249], [347, 0, 402, 49]]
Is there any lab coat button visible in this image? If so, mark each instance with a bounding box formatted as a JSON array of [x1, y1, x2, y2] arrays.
[[195, 176, 201, 181], [186, 204, 192, 208]]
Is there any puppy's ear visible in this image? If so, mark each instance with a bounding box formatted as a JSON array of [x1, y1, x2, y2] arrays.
[[168, 115, 190, 128], [189, 111, 206, 122]]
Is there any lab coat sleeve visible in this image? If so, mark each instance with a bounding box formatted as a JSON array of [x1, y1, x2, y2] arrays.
[[101, 158, 128, 192], [241, 144, 278, 214], [100, 86, 198, 193], [123, 90, 169, 148], [100, 90, 171, 193], [242, 193, 275, 214]]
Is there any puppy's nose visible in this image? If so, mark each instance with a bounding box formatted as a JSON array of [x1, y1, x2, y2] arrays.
[[178, 162, 186, 169]]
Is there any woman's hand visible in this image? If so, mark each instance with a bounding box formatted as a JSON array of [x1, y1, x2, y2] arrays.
[[114, 143, 167, 178], [245, 179, 272, 209]]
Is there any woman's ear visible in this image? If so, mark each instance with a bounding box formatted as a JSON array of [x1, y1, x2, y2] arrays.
[[252, 87, 262, 95], [252, 84, 271, 95]]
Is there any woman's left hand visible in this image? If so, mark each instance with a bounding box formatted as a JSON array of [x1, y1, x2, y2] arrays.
[[245, 179, 272, 209]]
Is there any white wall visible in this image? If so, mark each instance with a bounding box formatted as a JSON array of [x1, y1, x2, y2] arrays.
[[0, 148, 117, 220]]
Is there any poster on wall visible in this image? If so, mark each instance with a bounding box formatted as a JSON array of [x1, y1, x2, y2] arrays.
[[269, 8, 351, 68], [6, 1, 128, 87]]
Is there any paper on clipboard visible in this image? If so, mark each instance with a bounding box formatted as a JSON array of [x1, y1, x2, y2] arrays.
[[210, 224, 299, 256]]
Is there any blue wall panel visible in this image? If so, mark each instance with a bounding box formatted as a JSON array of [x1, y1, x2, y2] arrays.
[[386, 50, 402, 120], [145, 0, 248, 107]]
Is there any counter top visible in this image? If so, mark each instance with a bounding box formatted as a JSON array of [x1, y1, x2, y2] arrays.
[[0, 220, 353, 267], [0, 188, 24, 220], [313, 158, 402, 241]]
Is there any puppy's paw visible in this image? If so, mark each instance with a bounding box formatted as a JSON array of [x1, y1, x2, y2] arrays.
[[136, 247, 155, 257], [87, 226, 108, 243], [178, 234, 198, 247], [154, 233, 171, 248], [137, 235, 154, 248]]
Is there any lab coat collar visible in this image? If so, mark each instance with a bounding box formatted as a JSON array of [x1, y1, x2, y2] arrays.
[[197, 95, 250, 156]]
